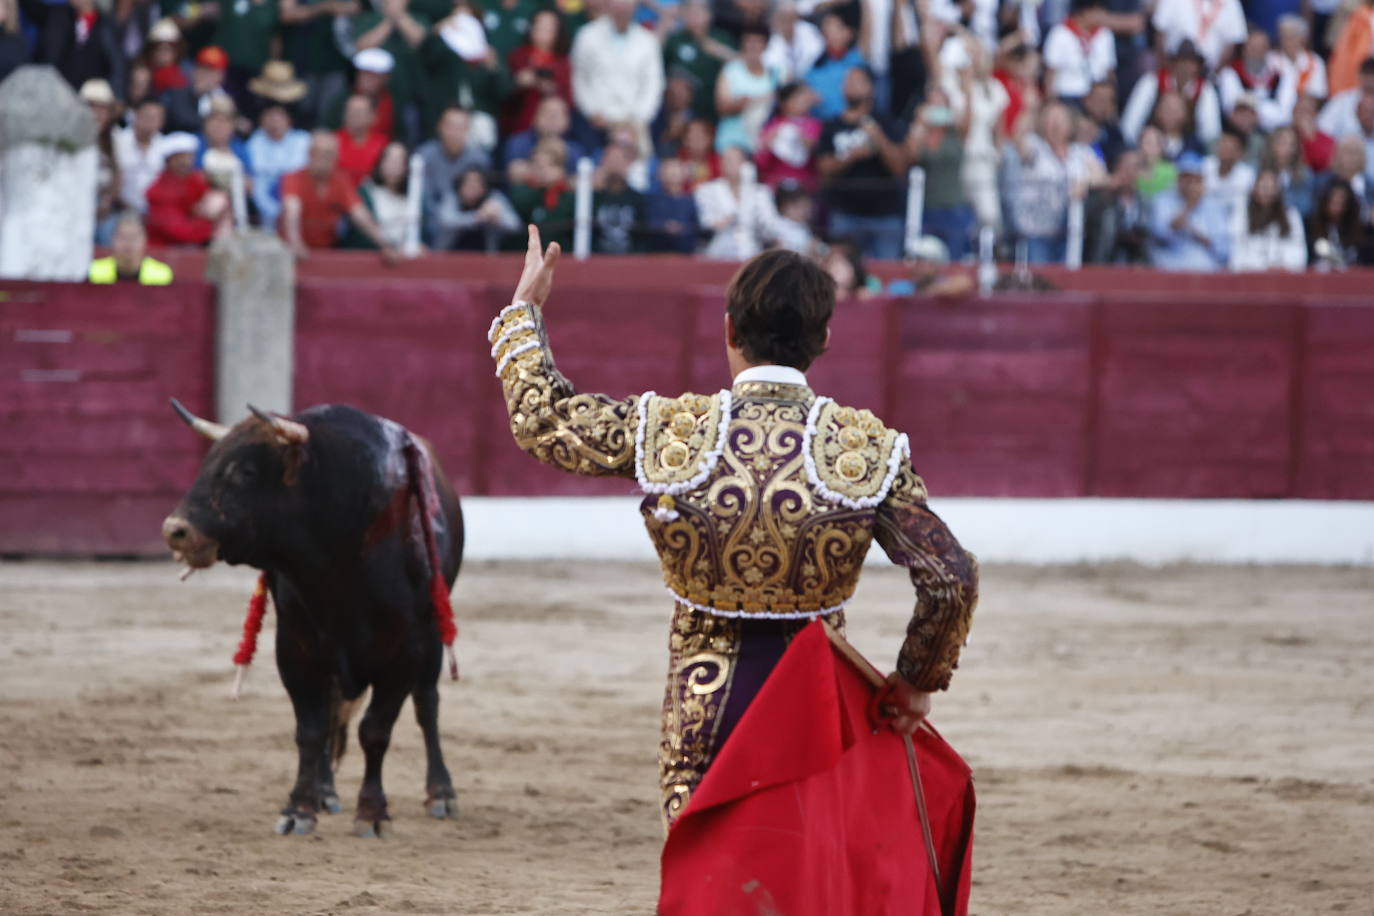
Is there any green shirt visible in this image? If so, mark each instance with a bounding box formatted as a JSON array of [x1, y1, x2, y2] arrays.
[[509, 183, 575, 251], [350, 8, 432, 104], [916, 131, 966, 210], [282, 0, 348, 77], [662, 27, 736, 121], [214, 0, 280, 72], [1137, 161, 1178, 199], [418, 32, 514, 129], [478, 0, 542, 61]]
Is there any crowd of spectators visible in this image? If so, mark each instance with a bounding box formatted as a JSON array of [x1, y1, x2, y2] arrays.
[[9, 0, 1374, 271]]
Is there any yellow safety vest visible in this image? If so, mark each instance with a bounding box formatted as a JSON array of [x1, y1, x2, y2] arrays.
[[88, 256, 174, 286]]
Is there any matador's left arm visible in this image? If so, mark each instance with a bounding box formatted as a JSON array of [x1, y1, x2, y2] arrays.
[[488, 300, 639, 478], [872, 462, 979, 692]]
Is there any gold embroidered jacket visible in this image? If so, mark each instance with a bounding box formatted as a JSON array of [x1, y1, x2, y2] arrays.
[[489, 301, 978, 692]]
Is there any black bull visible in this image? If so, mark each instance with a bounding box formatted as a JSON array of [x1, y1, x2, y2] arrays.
[[162, 402, 464, 837]]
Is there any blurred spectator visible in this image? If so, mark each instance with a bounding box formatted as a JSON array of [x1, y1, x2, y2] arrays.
[[1003, 101, 1099, 263], [1122, 41, 1220, 147], [433, 166, 522, 250], [1328, 0, 1374, 95], [351, 0, 430, 145], [571, 0, 664, 153], [82, 79, 122, 246], [1263, 125, 1316, 215], [993, 38, 1039, 137], [886, 235, 974, 297], [278, 0, 357, 128], [247, 101, 311, 229], [1216, 25, 1294, 131], [1203, 124, 1256, 208], [1230, 168, 1307, 270], [349, 141, 417, 249], [323, 49, 396, 140], [507, 136, 575, 249], [337, 94, 388, 186], [421, 5, 511, 152], [763, 0, 823, 83], [714, 24, 779, 154], [1149, 151, 1230, 270], [1324, 134, 1372, 214], [89, 215, 174, 285], [662, 0, 735, 122], [198, 97, 252, 194], [1081, 80, 1126, 167], [695, 144, 781, 258], [113, 98, 167, 215], [163, 45, 233, 133], [479, 0, 539, 60], [676, 117, 721, 188], [592, 141, 646, 253], [1228, 94, 1268, 164], [816, 66, 909, 260], [1294, 94, 1336, 171], [755, 82, 822, 191], [144, 18, 186, 94], [418, 106, 493, 240], [505, 96, 586, 183], [773, 184, 818, 254], [1307, 178, 1371, 265], [20, 0, 127, 100], [1150, 90, 1208, 159], [214, 0, 281, 97], [805, 11, 866, 121], [644, 157, 701, 252], [0, 0, 31, 83], [505, 8, 572, 134], [1273, 15, 1327, 101], [1150, 0, 1245, 71], [281, 130, 400, 259], [126, 61, 154, 112], [908, 95, 975, 260], [145, 132, 229, 246], [1084, 149, 1151, 263], [596, 118, 657, 191], [1316, 57, 1374, 139], [822, 238, 881, 299], [945, 33, 1008, 229], [1135, 125, 1179, 198], [1043, 0, 1116, 104], [652, 71, 700, 154]]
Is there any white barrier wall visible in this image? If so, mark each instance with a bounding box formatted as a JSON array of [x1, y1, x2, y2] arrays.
[[460, 498, 1374, 566]]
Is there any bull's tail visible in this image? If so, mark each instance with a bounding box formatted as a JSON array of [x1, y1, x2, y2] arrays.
[[403, 436, 458, 680]]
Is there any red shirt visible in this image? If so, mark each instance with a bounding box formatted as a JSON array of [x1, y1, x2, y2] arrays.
[[145, 170, 215, 246], [152, 62, 189, 92], [993, 69, 1024, 136], [335, 129, 388, 188], [279, 169, 361, 250], [504, 45, 572, 134], [1302, 130, 1336, 173]]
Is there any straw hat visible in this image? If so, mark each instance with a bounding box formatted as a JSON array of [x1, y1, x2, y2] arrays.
[[78, 78, 116, 106], [248, 60, 308, 103]]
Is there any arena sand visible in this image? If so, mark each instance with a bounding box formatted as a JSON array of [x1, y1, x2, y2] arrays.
[[1, 559, 1371, 915]]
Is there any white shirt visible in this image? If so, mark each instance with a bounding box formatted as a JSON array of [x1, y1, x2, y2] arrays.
[[763, 19, 824, 81], [734, 364, 810, 387], [112, 127, 166, 213], [1120, 70, 1223, 145], [694, 178, 782, 260], [1215, 63, 1297, 131], [1151, 0, 1247, 70], [1043, 21, 1117, 100], [1230, 205, 1307, 272], [1274, 49, 1327, 100], [1317, 88, 1364, 139], [1203, 156, 1256, 208], [571, 18, 664, 126]]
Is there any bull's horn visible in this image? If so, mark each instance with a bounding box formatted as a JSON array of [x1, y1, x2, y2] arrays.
[[169, 398, 228, 441], [248, 404, 309, 444]]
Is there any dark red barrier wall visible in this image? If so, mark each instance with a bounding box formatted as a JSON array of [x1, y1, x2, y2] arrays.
[[292, 279, 1374, 502], [0, 281, 216, 553]]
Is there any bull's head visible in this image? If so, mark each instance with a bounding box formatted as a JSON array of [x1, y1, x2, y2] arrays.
[[161, 399, 311, 572]]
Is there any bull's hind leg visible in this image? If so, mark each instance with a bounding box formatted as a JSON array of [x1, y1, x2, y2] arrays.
[[352, 682, 408, 838], [413, 674, 457, 819]]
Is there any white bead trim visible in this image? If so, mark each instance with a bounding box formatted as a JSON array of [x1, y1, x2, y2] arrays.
[[495, 339, 540, 377], [487, 300, 534, 343], [490, 321, 537, 359], [633, 390, 733, 496], [803, 396, 910, 510], [667, 585, 849, 620]]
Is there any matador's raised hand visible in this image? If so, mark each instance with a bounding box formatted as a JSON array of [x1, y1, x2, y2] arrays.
[[514, 224, 561, 308]]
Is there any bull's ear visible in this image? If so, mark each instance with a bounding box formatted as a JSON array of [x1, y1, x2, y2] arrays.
[[170, 398, 228, 440], [248, 404, 309, 445]]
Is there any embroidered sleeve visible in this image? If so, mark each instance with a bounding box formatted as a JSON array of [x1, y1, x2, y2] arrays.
[[490, 301, 637, 478], [872, 462, 979, 692]]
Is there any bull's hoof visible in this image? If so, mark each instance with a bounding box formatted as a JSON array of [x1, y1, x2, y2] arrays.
[[274, 812, 317, 836], [322, 793, 343, 815], [352, 817, 389, 839], [425, 795, 458, 820]]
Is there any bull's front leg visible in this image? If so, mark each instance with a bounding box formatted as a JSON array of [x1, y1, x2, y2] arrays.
[[275, 655, 333, 836]]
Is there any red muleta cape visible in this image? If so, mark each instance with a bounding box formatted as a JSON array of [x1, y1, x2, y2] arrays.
[[659, 621, 975, 916]]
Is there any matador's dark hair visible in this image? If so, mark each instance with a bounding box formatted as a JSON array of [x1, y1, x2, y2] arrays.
[[725, 249, 835, 371]]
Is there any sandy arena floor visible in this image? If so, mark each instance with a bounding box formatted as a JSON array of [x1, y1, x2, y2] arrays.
[[0, 558, 1371, 915]]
